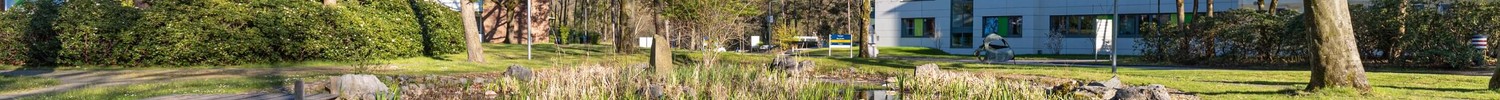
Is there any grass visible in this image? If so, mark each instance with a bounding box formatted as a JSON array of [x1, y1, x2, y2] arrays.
[[7, 44, 1499, 99], [0, 76, 60, 94], [16, 76, 287, 99]]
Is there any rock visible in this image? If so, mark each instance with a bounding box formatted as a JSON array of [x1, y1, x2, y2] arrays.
[[327, 74, 390, 100], [639, 84, 664, 99], [1113, 84, 1173, 100], [505, 65, 534, 82], [1087, 77, 1125, 88], [771, 54, 799, 70], [1073, 85, 1117, 99]]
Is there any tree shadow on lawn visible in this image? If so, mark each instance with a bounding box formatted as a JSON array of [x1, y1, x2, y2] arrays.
[[1194, 89, 1299, 96], [1207, 80, 1489, 93], [830, 58, 923, 69]]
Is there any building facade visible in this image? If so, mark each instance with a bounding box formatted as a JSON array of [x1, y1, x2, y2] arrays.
[[871, 0, 1370, 55]]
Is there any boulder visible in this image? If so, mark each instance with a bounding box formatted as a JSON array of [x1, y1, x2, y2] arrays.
[[1113, 84, 1173, 100], [505, 65, 534, 82], [639, 84, 664, 99], [327, 74, 390, 100], [1073, 85, 1117, 99], [1087, 77, 1125, 88], [771, 54, 799, 70]]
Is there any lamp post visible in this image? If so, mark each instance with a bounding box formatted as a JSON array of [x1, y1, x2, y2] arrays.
[[1111, 0, 1120, 76]]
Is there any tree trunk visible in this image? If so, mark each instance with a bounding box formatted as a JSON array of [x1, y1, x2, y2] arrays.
[[613, 0, 634, 54], [323, 0, 336, 6], [1177, 0, 1185, 23], [1305, 0, 1371, 93], [1492, 66, 1500, 90], [1270, 0, 1280, 15], [1256, 0, 1266, 10], [1193, 0, 1200, 17], [857, 0, 873, 58], [650, 0, 673, 74], [461, 0, 486, 63], [1207, 0, 1214, 17]]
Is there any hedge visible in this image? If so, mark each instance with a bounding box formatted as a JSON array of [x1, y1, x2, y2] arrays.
[[0, 0, 464, 66]]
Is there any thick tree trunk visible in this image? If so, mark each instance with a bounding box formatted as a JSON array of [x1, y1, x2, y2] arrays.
[[1492, 67, 1500, 90], [461, 0, 486, 63], [613, 0, 634, 54], [1305, 0, 1371, 93]]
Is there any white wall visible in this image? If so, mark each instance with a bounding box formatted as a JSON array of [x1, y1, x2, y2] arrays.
[[874, 0, 1243, 55]]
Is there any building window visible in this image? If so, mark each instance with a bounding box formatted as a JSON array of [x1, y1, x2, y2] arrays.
[[982, 16, 1022, 37], [951, 32, 973, 48], [1050, 15, 1111, 37], [902, 18, 935, 38]]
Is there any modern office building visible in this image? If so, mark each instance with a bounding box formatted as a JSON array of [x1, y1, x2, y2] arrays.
[[871, 0, 1372, 55]]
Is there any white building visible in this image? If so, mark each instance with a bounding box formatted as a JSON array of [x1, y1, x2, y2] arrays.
[[870, 0, 1371, 55]]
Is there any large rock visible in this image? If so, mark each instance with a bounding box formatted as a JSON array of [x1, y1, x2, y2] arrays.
[[771, 55, 816, 76], [1073, 85, 1118, 99], [328, 74, 390, 100], [1114, 84, 1173, 100], [505, 65, 534, 82]]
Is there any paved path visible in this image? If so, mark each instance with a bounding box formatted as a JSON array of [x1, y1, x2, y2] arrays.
[[0, 67, 358, 99]]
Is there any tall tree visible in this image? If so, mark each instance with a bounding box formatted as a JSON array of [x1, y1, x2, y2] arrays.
[[1305, 0, 1372, 93], [462, 0, 486, 63], [856, 0, 873, 58], [613, 0, 634, 54]]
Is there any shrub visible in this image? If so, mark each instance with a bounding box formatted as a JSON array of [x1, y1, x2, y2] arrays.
[[0, 0, 465, 66]]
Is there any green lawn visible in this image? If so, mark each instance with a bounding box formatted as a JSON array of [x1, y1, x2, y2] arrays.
[[795, 46, 1499, 99], [9, 44, 1499, 99], [0, 76, 60, 94]]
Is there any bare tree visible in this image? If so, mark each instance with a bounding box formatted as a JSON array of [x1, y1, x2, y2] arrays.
[[462, 0, 486, 63], [1305, 0, 1371, 93]]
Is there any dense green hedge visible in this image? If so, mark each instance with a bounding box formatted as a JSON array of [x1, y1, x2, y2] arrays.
[[0, 0, 464, 66], [1141, 0, 1500, 67]]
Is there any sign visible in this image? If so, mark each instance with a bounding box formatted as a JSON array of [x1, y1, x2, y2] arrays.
[[1094, 19, 1115, 54], [829, 34, 853, 48]]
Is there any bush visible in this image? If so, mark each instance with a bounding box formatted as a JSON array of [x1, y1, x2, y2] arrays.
[[1140, 0, 1500, 67], [0, 0, 465, 66]]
